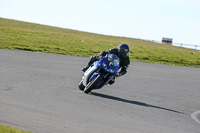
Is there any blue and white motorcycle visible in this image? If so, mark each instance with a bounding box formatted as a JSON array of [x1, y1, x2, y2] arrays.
[[79, 54, 119, 94]]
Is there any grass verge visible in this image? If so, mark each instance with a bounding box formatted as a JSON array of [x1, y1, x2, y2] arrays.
[[0, 18, 200, 68], [0, 123, 31, 133]]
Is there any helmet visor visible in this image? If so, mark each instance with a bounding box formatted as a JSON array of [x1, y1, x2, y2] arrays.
[[120, 49, 129, 57]]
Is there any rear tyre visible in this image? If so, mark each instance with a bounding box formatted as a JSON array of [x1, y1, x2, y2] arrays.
[[78, 80, 85, 91], [84, 75, 102, 94]]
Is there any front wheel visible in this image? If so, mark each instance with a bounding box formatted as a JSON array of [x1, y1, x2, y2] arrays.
[[84, 75, 102, 94], [78, 80, 85, 91]]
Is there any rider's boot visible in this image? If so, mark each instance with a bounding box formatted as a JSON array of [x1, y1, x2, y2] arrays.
[[82, 65, 89, 72], [108, 78, 115, 85]]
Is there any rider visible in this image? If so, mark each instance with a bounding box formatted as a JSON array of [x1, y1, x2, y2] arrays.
[[82, 43, 130, 84]]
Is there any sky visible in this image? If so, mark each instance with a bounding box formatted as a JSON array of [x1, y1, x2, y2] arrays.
[[1, 0, 200, 49]]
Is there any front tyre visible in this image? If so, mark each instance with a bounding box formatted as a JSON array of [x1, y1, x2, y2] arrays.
[[78, 80, 85, 91], [84, 75, 102, 94]]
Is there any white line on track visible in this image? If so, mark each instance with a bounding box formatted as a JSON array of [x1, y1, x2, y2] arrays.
[[191, 110, 200, 124]]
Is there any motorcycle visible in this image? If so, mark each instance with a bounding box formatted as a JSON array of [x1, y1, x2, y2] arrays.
[[79, 54, 119, 93]]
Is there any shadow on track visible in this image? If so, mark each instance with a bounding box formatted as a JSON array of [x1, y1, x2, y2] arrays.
[[90, 92, 184, 114]]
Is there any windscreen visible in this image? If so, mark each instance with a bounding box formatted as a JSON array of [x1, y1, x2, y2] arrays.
[[107, 54, 119, 67]]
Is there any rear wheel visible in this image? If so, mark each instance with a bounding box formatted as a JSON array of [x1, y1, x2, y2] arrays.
[[84, 75, 102, 94]]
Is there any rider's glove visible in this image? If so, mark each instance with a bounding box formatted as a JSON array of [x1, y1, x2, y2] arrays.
[[116, 72, 122, 77]]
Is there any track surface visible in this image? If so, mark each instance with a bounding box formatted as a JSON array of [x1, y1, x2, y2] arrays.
[[0, 49, 200, 133]]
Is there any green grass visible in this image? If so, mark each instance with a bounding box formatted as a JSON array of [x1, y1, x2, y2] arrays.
[[0, 17, 200, 67], [0, 123, 31, 133]]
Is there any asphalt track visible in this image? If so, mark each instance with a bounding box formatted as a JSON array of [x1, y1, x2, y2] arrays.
[[0, 49, 200, 133]]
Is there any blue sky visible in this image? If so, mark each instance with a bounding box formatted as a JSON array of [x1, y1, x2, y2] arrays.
[[1, 0, 200, 48]]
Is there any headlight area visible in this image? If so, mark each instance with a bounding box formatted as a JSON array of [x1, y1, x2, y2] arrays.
[[107, 69, 114, 73], [102, 62, 107, 69], [102, 62, 116, 73]]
